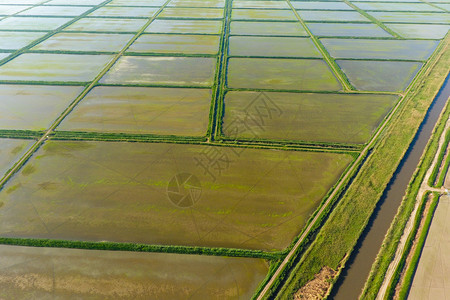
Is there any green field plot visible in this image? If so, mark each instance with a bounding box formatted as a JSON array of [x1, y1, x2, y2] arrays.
[[0, 139, 33, 179], [307, 23, 392, 38], [145, 19, 223, 34], [291, 1, 353, 10], [385, 24, 450, 39], [0, 85, 83, 130], [0, 5, 31, 15], [167, 0, 226, 8], [321, 39, 439, 60], [0, 32, 47, 50], [368, 12, 450, 24], [298, 10, 369, 22], [128, 34, 220, 55], [158, 7, 224, 19], [58, 87, 212, 136], [64, 18, 147, 33], [31, 33, 134, 52], [230, 21, 307, 36], [17, 5, 93, 16], [222, 91, 398, 144], [0, 141, 352, 251], [227, 58, 342, 91], [0, 53, 113, 83], [229, 36, 321, 58], [231, 9, 297, 21], [101, 56, 216, 86], [232, 1, 290, 9], [353, 2, 443, 12], [88, 6, 159, 18], [0, 245, 268, 300], [0, 17, 72, 30], [45, 0, 104, 4], [337, 60, 422, 92]]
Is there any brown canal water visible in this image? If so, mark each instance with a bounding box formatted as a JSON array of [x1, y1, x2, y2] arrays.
[[330, 74, 450, 300]]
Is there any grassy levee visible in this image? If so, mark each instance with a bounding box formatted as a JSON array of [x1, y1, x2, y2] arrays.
[[0, 130, 43, 139], [273, 35, 449, 299], [428, 129, 450, 186], [436, 146, 450, 187], [396, 193, 439, 299], [361, 59, 450, 299], [252, 260, 283, 300], [0, 237, 281, 260], [382, 191, 432, 299]]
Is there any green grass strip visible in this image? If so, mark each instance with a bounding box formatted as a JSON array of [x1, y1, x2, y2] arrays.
[[428, 129, 450, 186], [0, 237, 281, 260], [397, 193, 439, 299]]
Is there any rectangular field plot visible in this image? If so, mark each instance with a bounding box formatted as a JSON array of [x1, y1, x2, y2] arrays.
[[0, 5, 31, 15], [230, 21, 308, 36], [0, 85, 84, 130], [337, 60, 422, 92], [145, 19, 223, 34], [232, 1, 290, 9], [0, 53, 113, 83], [298, 11, 369, 22], [228, 36, 322, 58], [222, 91, 398, 144], [227, 58, 342, 91], [158, 7, 224, 19], [31, 33, 134, 52], [0, 17, 72, 30], [0, 245, 268, 300], [58, 87, 212, 136], [307, 23, 392, 38], [353, 2, 443, 12], [0, 53, 10, 60], [0, 141, 352, 251], [45, 0, 104, 4], [368, 12, 450, 24], [0, 32, 47, 51], [17, 5, 93, 16], [321, 39, 439, 60], [385, 24, 450, 39], [292, 1, 353, 10], [0, 139, 33, 179], [100, 56, 217, 87], [88, 6, 159, 18], [167, 0, 226, 8], [106, 0, 167, 6], [64, 18, 147, 32], [128, 34, 221, 55], [232, 9, 297, 21]]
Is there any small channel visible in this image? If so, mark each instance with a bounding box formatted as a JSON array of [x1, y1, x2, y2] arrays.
[[330, 74, 450, 300]]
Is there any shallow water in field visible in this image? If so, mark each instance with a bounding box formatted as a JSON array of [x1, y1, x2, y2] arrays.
[[159, 7, 224, 19], [0, 16, 72, 30], [0, 139, 34, 179], [385, 23, 450, 39], [59, 86, 212, 136], [232, 1, 289, 9], [0, 5, 31, 15], [292, 1, 353, 10], [0, 53, 113, 82], [88, 6, 158, 17], [32, 32, 134, 52], [354, 2, 444, 12], [0, 85, 84, 130], [145, 19, 223, 34], [307, 23, 392, 38], [0, 31, 47, 50], [369, 12, 450, 23], [128, 34, 221, 55], [230, 21, 307, 36], [64, 17, 148, 32], [17, 5, 92, 16], [167, 0, 225, 8], [0, 141, 352, 251], [0, 245, 268, 300], [229, 36, 321, 58], [100, 56, 217, 86], [232, 9, 297, 21], [298, 10, 370, 22], [227, 58, 342, 91]]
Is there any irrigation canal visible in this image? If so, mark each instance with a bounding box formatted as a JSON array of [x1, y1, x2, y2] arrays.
[[330, 74, 450, 299]]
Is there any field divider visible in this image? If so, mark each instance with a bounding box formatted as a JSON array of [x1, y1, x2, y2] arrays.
[[341, 0, 402, 39], [285, 0, 354, 92], [0, 237, 282, 260], [0, 0, 173, 190]]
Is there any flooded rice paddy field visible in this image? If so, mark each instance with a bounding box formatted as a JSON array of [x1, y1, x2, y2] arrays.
[[0, 245, 268, 299], [0, 141, 352, 250], [0, 0, 448, 297]]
